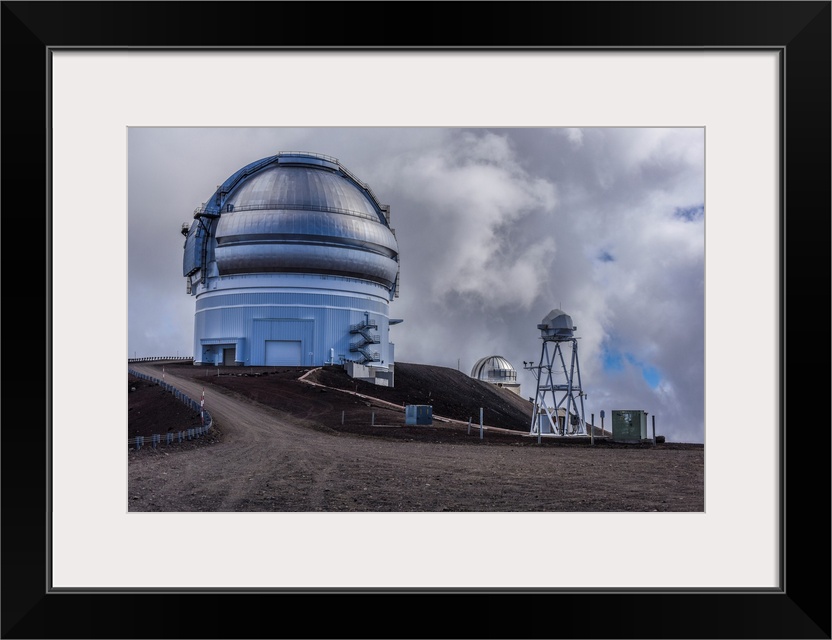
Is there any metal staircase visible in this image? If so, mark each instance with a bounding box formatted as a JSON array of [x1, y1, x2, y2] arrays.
[[349, 316, 380, 364]]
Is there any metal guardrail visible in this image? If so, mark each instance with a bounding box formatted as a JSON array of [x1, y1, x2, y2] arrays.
[[350, 319, 379, 331], [127, 369, 213, 450], [348, 345, 380, 363], [280, 150, 339, 164]]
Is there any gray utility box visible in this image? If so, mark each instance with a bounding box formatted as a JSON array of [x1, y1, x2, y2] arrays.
[[405, 405, 433, 425], [611, 410, 648, 442]]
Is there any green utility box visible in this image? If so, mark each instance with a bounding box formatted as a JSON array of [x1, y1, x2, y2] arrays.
[[611, 410, 648, 442]]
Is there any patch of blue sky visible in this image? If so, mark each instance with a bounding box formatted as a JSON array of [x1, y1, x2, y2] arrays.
[[674, 204, 704, 221], [625, 353, 662, 388], [640, 365, 662, 388], [601, 347, 624, 372], [603, 346, 662, 388], [597, 250, 615, 263]]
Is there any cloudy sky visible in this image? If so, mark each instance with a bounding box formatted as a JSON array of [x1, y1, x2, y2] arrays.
[[128, 127, 704, 443]]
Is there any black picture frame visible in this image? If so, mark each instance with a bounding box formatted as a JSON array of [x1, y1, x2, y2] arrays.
[[3, 2, 829, 638]]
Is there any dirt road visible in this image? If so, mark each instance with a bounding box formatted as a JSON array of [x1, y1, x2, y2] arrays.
[[127, 363, 704, 512]]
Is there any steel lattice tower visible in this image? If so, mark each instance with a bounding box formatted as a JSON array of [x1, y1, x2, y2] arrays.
[[525, 309, 587, 441]]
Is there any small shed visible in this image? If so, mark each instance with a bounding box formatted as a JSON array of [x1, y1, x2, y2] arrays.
[[611, 410, 648, 442], [405, 405, 433, 425], [535, 407, 567, 434]]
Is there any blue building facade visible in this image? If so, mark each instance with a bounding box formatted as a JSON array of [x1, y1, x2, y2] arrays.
[[182, 152, 400, 385]]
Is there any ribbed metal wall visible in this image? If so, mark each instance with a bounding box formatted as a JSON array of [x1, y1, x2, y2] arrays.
[[192, 287, 393, 367]]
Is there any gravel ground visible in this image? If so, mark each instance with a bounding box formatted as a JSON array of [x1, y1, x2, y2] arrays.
[[127, 361, 704, 512]]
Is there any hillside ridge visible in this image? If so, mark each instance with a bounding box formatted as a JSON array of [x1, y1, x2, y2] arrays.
[[306, 361, 535, 431]]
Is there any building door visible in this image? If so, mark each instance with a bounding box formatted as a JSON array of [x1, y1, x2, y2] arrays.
[[265, 340, 302, 366], [223, 347, 236, 366]]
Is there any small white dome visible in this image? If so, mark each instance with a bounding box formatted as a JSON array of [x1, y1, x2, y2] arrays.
[[471, 355, 518, 384]]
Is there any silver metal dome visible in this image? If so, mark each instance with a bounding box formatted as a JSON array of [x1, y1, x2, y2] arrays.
[[226, 164, 382, 220], [185, 152, 400, 289], [471, 355, 518, 384]]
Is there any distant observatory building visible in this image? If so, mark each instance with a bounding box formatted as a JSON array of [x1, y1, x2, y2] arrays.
[[182, 152, 400, 386], [470, 355, 521, 396]]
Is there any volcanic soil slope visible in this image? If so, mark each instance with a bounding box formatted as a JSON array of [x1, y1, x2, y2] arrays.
[[127, 361, 704, 512], [130, 361, 546, 443]]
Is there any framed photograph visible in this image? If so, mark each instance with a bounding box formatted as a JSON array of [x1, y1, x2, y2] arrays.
[[4, 1, 829, 638]]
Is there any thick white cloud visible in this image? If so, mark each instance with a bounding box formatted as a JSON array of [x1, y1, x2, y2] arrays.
[[379, 131, 558, 308]]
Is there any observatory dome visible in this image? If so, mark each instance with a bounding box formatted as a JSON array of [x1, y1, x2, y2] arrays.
[[207, 154, 399, 287], [471, 355, 518, 385], [182, 152, 401, 384]]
